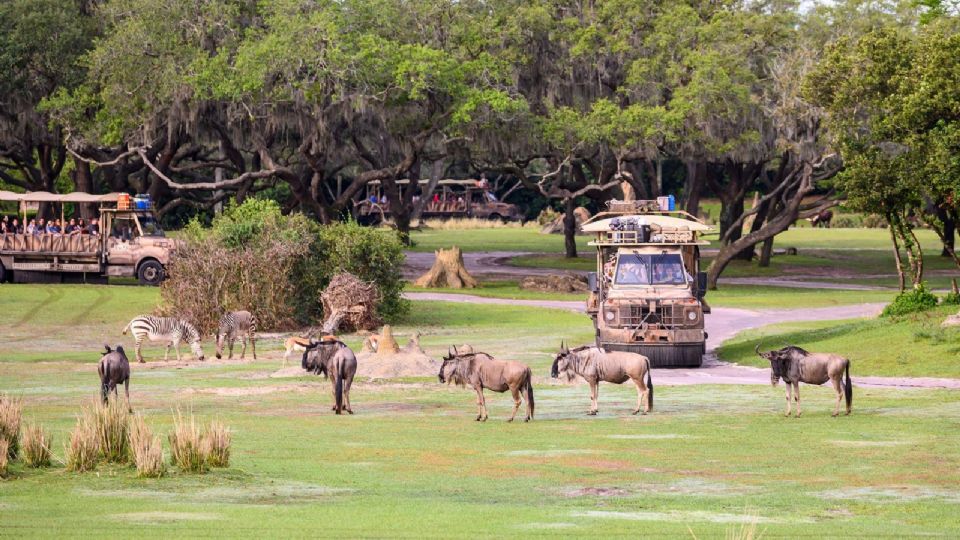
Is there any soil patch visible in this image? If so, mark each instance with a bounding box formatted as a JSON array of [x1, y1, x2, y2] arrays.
[[355, 351, 440, 379], [818, 486, 960, 504]]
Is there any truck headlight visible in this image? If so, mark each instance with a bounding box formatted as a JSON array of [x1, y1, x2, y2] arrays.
[[604, 310, 616, 322], [687, 311, 697, 321]]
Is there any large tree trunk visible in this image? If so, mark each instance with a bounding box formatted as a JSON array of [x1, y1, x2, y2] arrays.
[[414, 247, 478, 288], [563, 197, 578, 258], [71, 158, 96, 219], [683, 160, 705, 217]]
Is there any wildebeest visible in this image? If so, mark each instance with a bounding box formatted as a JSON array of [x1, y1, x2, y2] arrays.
[[302, 338, 358, 414], [756, 344, 852, 417], [98, 344, 132, 413], [438, 346, 534, 422], [283, 336, 314, 367], [808, 209, 834, 228], [551, 343, 653, 416]]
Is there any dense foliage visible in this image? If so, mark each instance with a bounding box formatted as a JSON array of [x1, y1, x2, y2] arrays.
[[162, 199, 407, 332], [881, 284, 940, 317]]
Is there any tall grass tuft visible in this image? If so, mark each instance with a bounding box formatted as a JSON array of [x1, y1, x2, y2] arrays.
[[0, 439, 9, 477], [92, 400, 129, 463], [0, 394, 23, 460], [20, 423, 52, 468], [418, 217, 522, 230], [129, 414, 165, 478], [203, 420, 231, 468], [65, 413, 99, 472], [168, 409, 208, 473]]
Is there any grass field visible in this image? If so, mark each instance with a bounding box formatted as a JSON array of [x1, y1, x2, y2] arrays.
[[2, 285, 960, 537], [718, 305, 960, 377]]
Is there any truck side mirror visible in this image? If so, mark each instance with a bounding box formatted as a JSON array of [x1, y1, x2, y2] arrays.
[[696, 272, 708, 299], [587, 272, 598, 293]]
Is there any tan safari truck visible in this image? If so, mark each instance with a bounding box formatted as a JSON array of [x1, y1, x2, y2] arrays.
[[0, 191, 175, 286], [582, 200, 713, 368]]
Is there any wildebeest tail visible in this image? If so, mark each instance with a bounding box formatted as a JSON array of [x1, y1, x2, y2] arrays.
[[334, 362, 345, 415], [525, 368, 534, 420], [646, 358, 654, 411], [99, 362, 109, 403], [844, 361, 852, 410]]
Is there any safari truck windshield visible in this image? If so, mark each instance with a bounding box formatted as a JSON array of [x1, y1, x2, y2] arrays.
[[614, 252, 688, 286]]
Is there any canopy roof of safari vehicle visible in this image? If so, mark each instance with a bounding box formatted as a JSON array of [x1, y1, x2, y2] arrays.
[[0, 191, 123, 203], [582, 214, 713, 233]]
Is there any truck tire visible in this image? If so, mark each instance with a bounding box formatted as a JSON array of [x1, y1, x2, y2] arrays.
[[137, 260, 165, 286]]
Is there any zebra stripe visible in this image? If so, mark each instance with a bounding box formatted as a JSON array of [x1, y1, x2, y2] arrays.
[[122, 315, 203, 363], [216, 310, 257, 360]]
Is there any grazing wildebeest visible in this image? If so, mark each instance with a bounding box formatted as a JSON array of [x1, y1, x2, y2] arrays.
[[551, 343, 653, 416], [302, 338, 358, 415], [215, 310, 256, 360], [756, 344, 852, 417], [808, 209, 834, 228], [98, 344, 132, 413], [438, 346, 534, 422]]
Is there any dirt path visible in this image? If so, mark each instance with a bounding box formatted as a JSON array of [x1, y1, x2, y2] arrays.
[[404, 292, 960, 390]]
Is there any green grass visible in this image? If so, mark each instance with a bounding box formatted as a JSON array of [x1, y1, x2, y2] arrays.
[[406, 280, 586, 301], [2, 284, 960, 536], [719, 305, 960, 377], [705, 286, 895, 310]]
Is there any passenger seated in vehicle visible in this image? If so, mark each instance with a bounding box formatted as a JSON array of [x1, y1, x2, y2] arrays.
[[25, 219, 36, 235], [77, 219, 87, 234], [10, 218, 22, 234], [87, 218, 100, 236], [36, 218, 45, 235], [66, 218, 81, 235]]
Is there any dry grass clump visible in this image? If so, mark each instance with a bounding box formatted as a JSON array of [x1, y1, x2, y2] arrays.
[[20, 423, 52, 468], [203, 420, 231, 468], [65, 413, 99, 472], [92, 400, 129, 463], [0, 394, 23, 460], [418, 218, 522, 230], [129, 414, 165, 478], [168, 409, 208, 473], [0, 439, 9, 477]]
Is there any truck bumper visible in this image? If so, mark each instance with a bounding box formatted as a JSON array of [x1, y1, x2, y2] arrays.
[[599, 341, 705, 368]]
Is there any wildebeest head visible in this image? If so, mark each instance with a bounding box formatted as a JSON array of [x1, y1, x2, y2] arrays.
[[438, 346, 458, 384], [756, 344, 807, 385], [551, 341, 574, 380]]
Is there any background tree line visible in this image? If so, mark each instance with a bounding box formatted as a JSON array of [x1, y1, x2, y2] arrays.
[[1, 0, 958, 288]]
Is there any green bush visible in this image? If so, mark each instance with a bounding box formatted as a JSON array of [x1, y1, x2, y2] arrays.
[[943, 290, 960, 306], [862, 214, 888, 228], [882, 284, 939, 317], [831, 215, 863, 228]]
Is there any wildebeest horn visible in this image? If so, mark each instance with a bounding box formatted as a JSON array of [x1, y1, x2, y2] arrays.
[[452, 345, 458, 356]]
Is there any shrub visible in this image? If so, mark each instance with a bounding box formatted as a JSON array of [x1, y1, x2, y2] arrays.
[[862, 214, 887, 228], [203, 420, 231, 468], [943, 288, 960, 306], [0, 439, 8, 478], [0, 394, 22, 460], [169, 410, 208, 473], [129, 414, 165, 478], [20, 423, 52, 468], [882, 284, 940, 317], [831, 215, 863, 228], [65, 413, 99, 472], [92, 401, 129, 463], [536, 207, 560, 226]]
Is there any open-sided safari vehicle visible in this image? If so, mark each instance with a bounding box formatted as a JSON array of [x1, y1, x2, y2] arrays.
[[0, 191, 175, 285], [583, 200, 713, 368]]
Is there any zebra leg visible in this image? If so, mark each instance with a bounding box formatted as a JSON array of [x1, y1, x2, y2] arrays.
[[164, 341, 171, 362], [136, 338, 145, 363], [251, 334, 256, 360], [239, 336, 247, 359], [174, 339, 182, 362], [228, 337, 235, 359]]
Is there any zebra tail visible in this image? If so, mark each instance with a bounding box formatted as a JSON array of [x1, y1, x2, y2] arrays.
[[121, 319, 133, 335]]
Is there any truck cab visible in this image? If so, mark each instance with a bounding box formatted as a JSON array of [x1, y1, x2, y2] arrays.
[[583, 200, 712, 367]]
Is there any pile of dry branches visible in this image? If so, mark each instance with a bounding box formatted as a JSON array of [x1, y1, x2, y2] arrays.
[[320, 272, 382, 333], [159, 235, 309, 334]]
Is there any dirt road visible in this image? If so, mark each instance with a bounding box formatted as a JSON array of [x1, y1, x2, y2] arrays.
[[404, 292, 960, 389]]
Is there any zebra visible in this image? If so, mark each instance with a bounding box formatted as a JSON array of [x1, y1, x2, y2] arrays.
[[215, 310, 257, 360], [122, 315, 204, 363]]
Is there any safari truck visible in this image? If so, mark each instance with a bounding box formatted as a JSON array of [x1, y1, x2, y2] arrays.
[[582, 200, 712, 368], [356, 179, 524, 224], [0, 191, 175, 285]]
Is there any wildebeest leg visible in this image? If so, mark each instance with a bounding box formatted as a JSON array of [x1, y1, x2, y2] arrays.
[[588, 381, 598, 415], [832, 375, 843, 417], [124, 378, 132, 413], [784, 383, 792, 416], [344, 374, 354, 414], [632, 377, 645, 415], [793, 382, 801, 417], [507, 386, 521, 422], [478, 388, 488, 422]]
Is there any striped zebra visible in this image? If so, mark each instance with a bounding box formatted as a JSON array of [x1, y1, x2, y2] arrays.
[[122, 315, 204, 363], [216, 310, 257, 360]]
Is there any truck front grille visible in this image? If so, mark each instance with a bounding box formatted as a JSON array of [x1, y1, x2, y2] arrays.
[[618, 304, 685, 328]]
